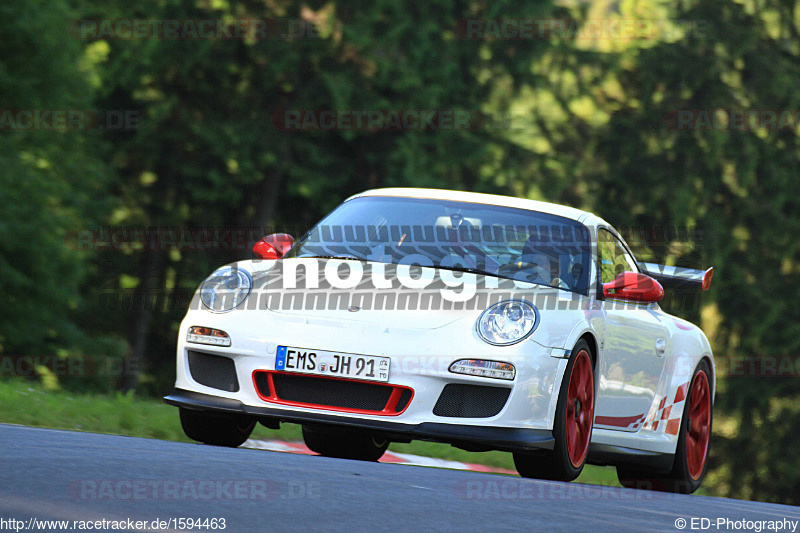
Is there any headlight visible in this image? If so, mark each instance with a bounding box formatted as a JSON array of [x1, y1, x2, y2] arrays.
[[476, 300, 539, 345], [199, 266, 252, 312]]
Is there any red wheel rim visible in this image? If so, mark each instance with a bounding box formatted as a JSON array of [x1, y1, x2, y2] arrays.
[[686, 370, 711, 480], [565, 349, 594, 468]]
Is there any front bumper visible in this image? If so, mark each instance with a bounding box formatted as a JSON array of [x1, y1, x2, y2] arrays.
[[165, 388, 555, 452], [169, 301, 575, 451]]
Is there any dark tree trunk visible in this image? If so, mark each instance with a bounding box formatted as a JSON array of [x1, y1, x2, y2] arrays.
[[257, 141, 289, 230], [120, 248, 162, 392]]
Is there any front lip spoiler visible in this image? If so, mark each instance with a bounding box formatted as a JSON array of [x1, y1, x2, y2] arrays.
[[164, 388, 554, 452]]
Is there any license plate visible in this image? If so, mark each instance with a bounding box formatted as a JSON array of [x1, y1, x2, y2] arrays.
[[275, 346, 390, 382]]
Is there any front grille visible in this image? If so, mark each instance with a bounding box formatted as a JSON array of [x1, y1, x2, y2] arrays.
[[433, 384, 511, 418], [187, 351, 239, 392], [273, 373, 391, 411], [253, 371, 413, 415]]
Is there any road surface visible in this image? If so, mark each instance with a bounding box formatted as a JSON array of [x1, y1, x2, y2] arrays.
[[1, 424, 797, 532]]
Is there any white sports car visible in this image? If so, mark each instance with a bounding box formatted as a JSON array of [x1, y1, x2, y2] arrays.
[[165, 188, 715, 493]]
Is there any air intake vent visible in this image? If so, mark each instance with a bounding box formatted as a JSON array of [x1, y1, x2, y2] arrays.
[[395, 388, 413, 413], [252, 371, 413, 416], [272, 373, 391, 411], [433, 384, 511, 418], [187, 351, 239, 392]]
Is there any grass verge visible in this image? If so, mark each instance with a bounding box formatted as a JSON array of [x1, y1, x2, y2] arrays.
[[0, 378, 619, 486]]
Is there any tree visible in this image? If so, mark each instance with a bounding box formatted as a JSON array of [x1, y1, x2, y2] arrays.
[[0, 0, 124, 374]]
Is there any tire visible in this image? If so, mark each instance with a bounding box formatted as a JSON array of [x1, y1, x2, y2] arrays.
[[179, 408, 256, 447], [514, 339, 596, 481], [617, 360, 713, 494], [302, 425, 389, 462]]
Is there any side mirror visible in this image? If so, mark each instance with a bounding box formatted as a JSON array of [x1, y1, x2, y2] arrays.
[[602, 272, 664, 303], [253, 233, 294, 260]]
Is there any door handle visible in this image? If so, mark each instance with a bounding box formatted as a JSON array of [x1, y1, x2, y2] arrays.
[[655, 337, 666, 357]]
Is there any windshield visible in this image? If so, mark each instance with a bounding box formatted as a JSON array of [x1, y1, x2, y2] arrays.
[[287, 196, 592, 295]]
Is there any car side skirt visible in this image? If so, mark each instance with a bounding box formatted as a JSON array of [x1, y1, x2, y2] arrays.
[[587, 443, 674, 472]]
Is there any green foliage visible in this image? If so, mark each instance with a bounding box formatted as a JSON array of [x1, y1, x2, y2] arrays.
[[0, 0, 123, 361]]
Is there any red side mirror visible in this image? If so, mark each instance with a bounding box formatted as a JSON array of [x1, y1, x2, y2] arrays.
[[602, 272, 664, 303], [253, 233, 294, 260], [701, 267, 713, 291]]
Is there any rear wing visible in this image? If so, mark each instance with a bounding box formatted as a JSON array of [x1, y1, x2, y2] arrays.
[[639, 263, 713, 291]]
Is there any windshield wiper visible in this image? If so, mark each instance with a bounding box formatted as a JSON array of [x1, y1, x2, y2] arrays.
[[298, 254, 368, 261], [435, 264, 516, 281]]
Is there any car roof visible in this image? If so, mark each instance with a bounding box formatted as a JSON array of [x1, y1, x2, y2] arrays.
[[349, 187, 608, 228]]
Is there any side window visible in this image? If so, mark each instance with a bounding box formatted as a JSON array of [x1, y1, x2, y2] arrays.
[[597, 229, 638, 283]]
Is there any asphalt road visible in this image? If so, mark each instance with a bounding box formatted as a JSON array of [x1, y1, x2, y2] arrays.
[[1, 424, 797, 533]]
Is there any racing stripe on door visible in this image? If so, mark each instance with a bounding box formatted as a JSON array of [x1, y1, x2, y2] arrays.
[[594, 413, 647, 430], [643, 379, 690, 435]]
